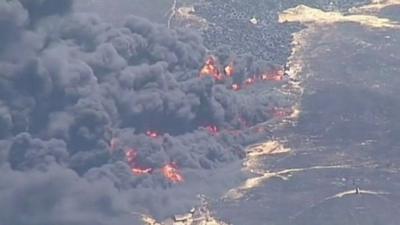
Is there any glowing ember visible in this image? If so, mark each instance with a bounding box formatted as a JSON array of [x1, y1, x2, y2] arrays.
[[125, 148, 138, 164], [162, 163, 184, 183], [200, 56, 223, 80], [231, 83, 240, 91], [261, 69, 284, 81], [206, 125, 219, 135], [271, 71, 284, 81], [132, 167, 152, 176], [124, 148, 154, 176], [224, 63, 235, 77], [261, 74, 269, 80], [146, 130, 159, 138], [245, 77, 256, 85]]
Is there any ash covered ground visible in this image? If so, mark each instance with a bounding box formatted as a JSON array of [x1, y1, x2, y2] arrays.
[[1, 0, 397, 225]]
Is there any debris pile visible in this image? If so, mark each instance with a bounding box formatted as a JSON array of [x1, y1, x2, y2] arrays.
[[142, 197, 229, 225]]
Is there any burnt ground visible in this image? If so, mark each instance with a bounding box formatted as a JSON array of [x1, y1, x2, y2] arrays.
[[214, 17, 400, 225]]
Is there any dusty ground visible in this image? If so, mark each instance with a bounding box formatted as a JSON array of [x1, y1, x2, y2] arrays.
[[214, 2, 400, 225]]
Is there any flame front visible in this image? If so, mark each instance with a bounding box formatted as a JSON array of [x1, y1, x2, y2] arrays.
[[132, 167, 152, 176], [146, 130, 159, 138], [224, 62, 235, 77], [206, 125, 219, 135], [117, 59, 287, 181], [162, 163, 184, 183], [125, 148, 138, 164], [231, 83, 240, 91], [200, 56, 223, 80], [245, 77, 256, 85], [261, 69, 284, 81], [200, 55, 286, 88], [125, 148, 153, 176]]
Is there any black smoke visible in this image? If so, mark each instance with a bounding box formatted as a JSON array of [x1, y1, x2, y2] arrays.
[[0, 0, 287, 222]]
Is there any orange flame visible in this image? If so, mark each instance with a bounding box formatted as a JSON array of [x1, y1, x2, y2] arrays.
[[125, 148, 154, 176], [261, 69, 284, 81], [146, 130, 159, 138], [125, 148, 138, 164], [224, 62, 235, 77], [162, 163, 184, 183], [132, 167, 152, 176], [245, 77, 256, 85], [206, 125, 219, 135], [261, 74, 268, 80], [231, 83, 240, 91], [200, 56, 223, 80]]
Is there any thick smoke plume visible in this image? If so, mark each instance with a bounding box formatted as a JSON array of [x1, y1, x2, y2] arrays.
[[0, 0, 288, 222]]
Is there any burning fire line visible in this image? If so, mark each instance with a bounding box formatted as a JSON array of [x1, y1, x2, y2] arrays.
[[244, 76, 256, 85], [199, 56, 286, 92], [110, 109, 285, 182], [260, 68, 285, 81], [107, 129, 185, 183], [205, 125, 219, 135], [161, 162, 184, 183], [110, 96, 291, 183], [224, 62, 235, 77], [125, 148, 138, 164], [146, 130, 160, 138], [123, 148, 184, 183], [124, 148, 153, 176], [200, 56, 223, 80], [231, 83, 240, 91], [132, 167, 153, 176], [233, 71, 285, 91]]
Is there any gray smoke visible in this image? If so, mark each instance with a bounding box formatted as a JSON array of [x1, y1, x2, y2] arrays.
[[0, 0, 285, 222]]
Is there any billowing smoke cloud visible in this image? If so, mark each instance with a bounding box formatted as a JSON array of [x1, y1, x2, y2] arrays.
[[0, 163, 137, 225], [0, 0, 287, 222]]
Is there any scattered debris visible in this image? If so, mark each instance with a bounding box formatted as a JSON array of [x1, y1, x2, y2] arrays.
[[169, 4, 209, 29], [141, 197, 229, 225]]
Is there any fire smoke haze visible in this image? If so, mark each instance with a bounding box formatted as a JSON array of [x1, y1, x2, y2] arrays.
[[0, 0, 289, 223]]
